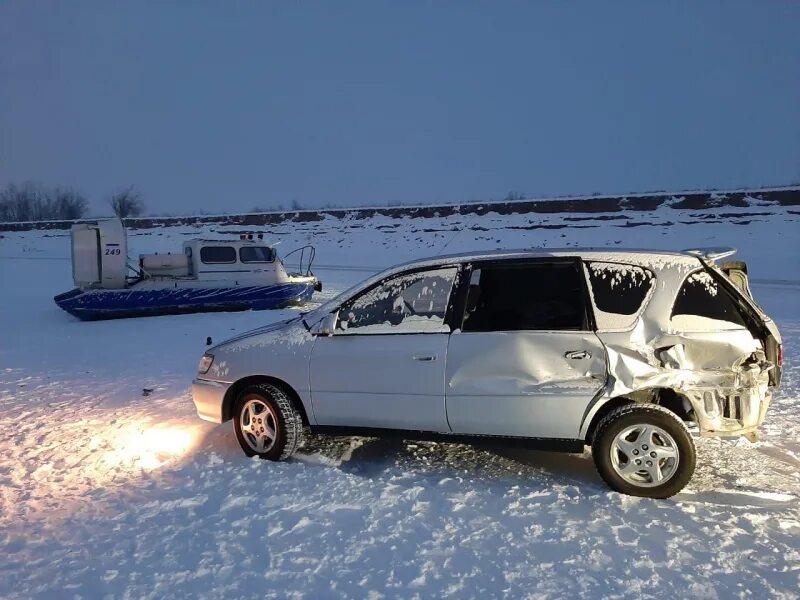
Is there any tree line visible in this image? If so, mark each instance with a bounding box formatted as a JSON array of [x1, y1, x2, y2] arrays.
[[0, 182, 146, 222], [2, 183, 534, 222]]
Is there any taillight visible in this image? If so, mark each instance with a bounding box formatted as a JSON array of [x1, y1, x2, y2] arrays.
[[778, 345, 783, 366]]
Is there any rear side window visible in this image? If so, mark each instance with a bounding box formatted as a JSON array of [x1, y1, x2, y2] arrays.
[[240, 246, 275, 263], [585, 262, 655, 330], [671, 270, 747, 331], [462, 262, 588, 332], [200, 246, 237, 264]]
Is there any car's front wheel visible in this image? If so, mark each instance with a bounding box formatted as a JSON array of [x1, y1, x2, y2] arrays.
[[592, 404, 695, 498], [233, 383, 303, 460]]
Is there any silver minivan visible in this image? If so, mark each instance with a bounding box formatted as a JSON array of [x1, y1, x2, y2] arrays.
[[191, 248, 782, 498]]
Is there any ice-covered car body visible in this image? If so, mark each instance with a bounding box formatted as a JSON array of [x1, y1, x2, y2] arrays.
[[192, 247, 782, 451]]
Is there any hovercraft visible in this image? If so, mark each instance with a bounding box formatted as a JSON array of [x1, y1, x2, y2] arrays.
[[54, 220, 321, 320]]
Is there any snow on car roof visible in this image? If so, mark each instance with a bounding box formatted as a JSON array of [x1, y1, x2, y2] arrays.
[[393, 247, 722, 271], [309, 247, 727, 317]]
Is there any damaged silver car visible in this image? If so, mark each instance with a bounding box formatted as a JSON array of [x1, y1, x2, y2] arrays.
[[191, 248, 782, 498]]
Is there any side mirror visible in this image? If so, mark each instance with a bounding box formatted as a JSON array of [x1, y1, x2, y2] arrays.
[[311, 311, 338, 336]]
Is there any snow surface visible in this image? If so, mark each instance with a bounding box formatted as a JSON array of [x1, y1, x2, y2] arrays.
[[0, 205, 798, 598]]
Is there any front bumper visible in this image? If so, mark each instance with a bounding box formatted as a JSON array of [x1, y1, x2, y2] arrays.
[[191, 378, 231, 423]]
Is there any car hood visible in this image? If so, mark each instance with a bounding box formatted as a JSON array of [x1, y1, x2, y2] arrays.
[[209, 316, 303, 352]]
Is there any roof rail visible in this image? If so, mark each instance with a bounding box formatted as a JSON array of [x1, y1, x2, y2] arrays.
[[683, 247, 737, 261]]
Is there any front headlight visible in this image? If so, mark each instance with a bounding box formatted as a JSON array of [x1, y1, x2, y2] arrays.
[[198, 353, 214, 374]]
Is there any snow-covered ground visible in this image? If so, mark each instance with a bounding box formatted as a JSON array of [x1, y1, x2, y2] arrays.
[[1, 205, 798, 598]]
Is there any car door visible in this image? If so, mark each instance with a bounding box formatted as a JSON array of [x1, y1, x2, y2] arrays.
[[309, 266, 460, 431], [445, 259, 607, 439]]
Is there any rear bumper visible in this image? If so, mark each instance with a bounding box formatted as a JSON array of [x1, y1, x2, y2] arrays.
[[191, 378, 231, 423], [690, 386, 772, 441]]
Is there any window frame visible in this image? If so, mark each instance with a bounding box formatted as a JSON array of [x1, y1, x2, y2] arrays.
[[333, 264, 464, 336], [669, 267, 749, 332], [451, 257, 597, 334], [239, 246, 276, 264], [583, 260, 657, 332], [199, 245, 237, 265]]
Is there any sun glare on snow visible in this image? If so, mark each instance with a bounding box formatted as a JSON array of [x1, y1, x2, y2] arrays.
[[100, 420, 202, 472]]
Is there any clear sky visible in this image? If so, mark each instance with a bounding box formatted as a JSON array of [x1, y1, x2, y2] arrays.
[[1, 2, 798, 215]]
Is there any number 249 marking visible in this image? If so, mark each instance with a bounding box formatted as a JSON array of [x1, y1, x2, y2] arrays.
[[105, 248, 121, 255]]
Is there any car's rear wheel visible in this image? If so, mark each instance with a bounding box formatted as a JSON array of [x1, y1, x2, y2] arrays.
[[592, 404, 695, 498], [233, 383, 303, 460]]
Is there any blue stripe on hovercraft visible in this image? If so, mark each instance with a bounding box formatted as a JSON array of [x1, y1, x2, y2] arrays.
[[53, 283, 315, 321]]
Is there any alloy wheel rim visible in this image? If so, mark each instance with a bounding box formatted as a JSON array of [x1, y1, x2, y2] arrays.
[[240, 398, 278, 453], [609, 423, 680, 488]]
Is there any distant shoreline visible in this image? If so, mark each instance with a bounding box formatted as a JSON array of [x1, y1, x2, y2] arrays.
[[1, 186, 798, 232]]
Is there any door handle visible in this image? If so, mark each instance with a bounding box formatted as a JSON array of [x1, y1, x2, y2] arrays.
[[412, 354, 437, 362], [565, 350, 591, 360]]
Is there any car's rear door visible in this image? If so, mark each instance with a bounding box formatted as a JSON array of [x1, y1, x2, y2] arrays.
[[444, 259, 607, 439], [309, 266, 460, 431]]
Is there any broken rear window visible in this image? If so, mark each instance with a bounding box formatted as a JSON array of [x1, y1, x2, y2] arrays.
[[585, 262, 655, 330], [671, 270, 747, 331]]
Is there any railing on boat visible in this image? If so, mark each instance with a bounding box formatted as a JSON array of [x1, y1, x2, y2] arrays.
[[283, 245, 316, 276]]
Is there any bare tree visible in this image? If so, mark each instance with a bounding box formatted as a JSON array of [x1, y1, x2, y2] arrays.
[[0, 182, 39, 221], [49, 188, 89, 220], [0, 182, 88, 222], [503, 190, 526, 202], [109, 186, 145, 218]]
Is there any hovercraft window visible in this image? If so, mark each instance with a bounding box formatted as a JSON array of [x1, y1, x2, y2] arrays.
[[200, 246, 237, 264], [240, 246, 276, 263]]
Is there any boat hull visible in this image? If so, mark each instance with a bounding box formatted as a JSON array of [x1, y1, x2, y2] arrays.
[[54, 283, 316, 321]]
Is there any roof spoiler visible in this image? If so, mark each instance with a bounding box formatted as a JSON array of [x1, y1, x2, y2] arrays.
[[683, 247, 737, 262]]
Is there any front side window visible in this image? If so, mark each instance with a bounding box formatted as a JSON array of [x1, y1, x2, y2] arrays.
[[462, 262, 588, 332], [671, 270, 747, 331], [339, 267, 457, 334], [240, 246, 276, 263], [585, 262, 655, 330], [200, 246, 236, 264]]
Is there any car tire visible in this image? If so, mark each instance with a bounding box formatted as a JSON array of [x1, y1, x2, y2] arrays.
[[233, 383, 303, 460], [591, 404, 695, 499]]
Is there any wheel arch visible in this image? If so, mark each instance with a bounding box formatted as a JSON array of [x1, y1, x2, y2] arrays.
[[583, 387, 694, 443], [222, 375, 311, 426]]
